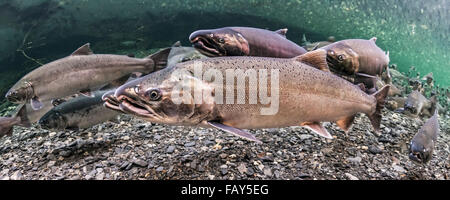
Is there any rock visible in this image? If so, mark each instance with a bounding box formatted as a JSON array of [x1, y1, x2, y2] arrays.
[[0, 176, 10, 180], [393, 165, 406, 173], [368, 146, 383, 154], [220, 164, 228, 169], [219, 153, 228, 159], [47, 161, 56, 168], [220, 168, 228, 176], [119, 161, 130, 170], [264, 168, 273, 177], [346, 157, 362, 164], [166, 146, 175, 153], [95, 172, 105, 180], [10, 171, 23, 180], [184, 142, 195, 147], [237, 163, 248, 174], [299, 134, 312, 140], [133, 159, 148, 168], [156, 167, 164, 172], [246, 167, 254, 176], [345, 173, 359, 180], [154, 135, 162, 140]]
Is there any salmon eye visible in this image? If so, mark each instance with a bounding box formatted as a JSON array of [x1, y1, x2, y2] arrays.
[[146, 89, 162, 101], [338, 55, 345, 61], [218, 38, 225, 43]]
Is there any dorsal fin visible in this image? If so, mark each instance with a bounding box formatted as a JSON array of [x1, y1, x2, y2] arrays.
[[370, 37, 377, 43], [172, 41, 182, 47], [293, 49, 329, 72], [275, 28, 288, 37], [71, 43, 94, 56]]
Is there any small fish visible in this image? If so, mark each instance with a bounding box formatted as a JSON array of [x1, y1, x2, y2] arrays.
[[409, 110, 440, 164], [376, 79, 402, 97], [386, 97, 407, 111], [39, 90, 120, 131], [0, 105, 30, 137], [404, 90, 433, 118], [303, 36, 336, 51], [167, 41, 207, 67], [6, 43, 171, 110], [321, 37, 389, 76], [104, 49, 389, 142], [189, 27, 307, 58]]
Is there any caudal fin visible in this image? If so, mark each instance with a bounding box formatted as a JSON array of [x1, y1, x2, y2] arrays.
[[14, 104, 31, 127], [368, 85, 390, 133], [147, 47, 172, 70]]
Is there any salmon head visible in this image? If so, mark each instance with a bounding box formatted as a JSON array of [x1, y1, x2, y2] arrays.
[[189, 28, 250, 57], [409, 137, 434, 164], [5, 80, 34, 104], [39, 111, 68, 130], [104, 67, 216, 125], [404, 90, 427, 117], [324, 43, 360, 75]]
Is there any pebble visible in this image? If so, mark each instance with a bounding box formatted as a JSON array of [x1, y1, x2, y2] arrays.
[[246, 167, 255, 176], [393, 165, 406, 173], [47, 161, 56, 168], [156, 167, 164, 172], [133, 159, 148, 168], [299, 134, 312, 140], [220, 168, 228, 176], [368, 146, 383, 154], [264, 168, 273, 177], [237, 163, 248, 174], [10, 171, 23, 180], [345, 173, 359, 180], [184, 142, 195, 147], [166, 146, 175, 153], [346, 157, 362, 164], [96, 172, 105, 180]]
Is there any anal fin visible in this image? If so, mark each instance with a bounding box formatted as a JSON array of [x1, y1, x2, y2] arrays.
[[336, 115, 356, 133], [208, 121, 262, 143], [301, 122, 333, 139]]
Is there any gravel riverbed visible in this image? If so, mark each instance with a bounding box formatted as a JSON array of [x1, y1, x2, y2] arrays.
[[0, 110, 448, 180]]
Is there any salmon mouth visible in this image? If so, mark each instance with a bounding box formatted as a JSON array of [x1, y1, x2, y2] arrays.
[[190, 36, 223, 57], [114, 95, 158, 119]]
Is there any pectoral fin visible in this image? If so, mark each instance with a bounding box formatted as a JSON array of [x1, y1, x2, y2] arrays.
[[336, 115, 356, 133], [311, 42, 321, 51], [293, 49, 329, 72], [301, 122, 333, 139], [14, 104, 31, 127], [207, 121, 262, 143], [31, 97, 44, 110], [80, 89, 94, 97]]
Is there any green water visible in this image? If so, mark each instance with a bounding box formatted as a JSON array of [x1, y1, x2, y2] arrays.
[[0, 0, 448, 100]]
